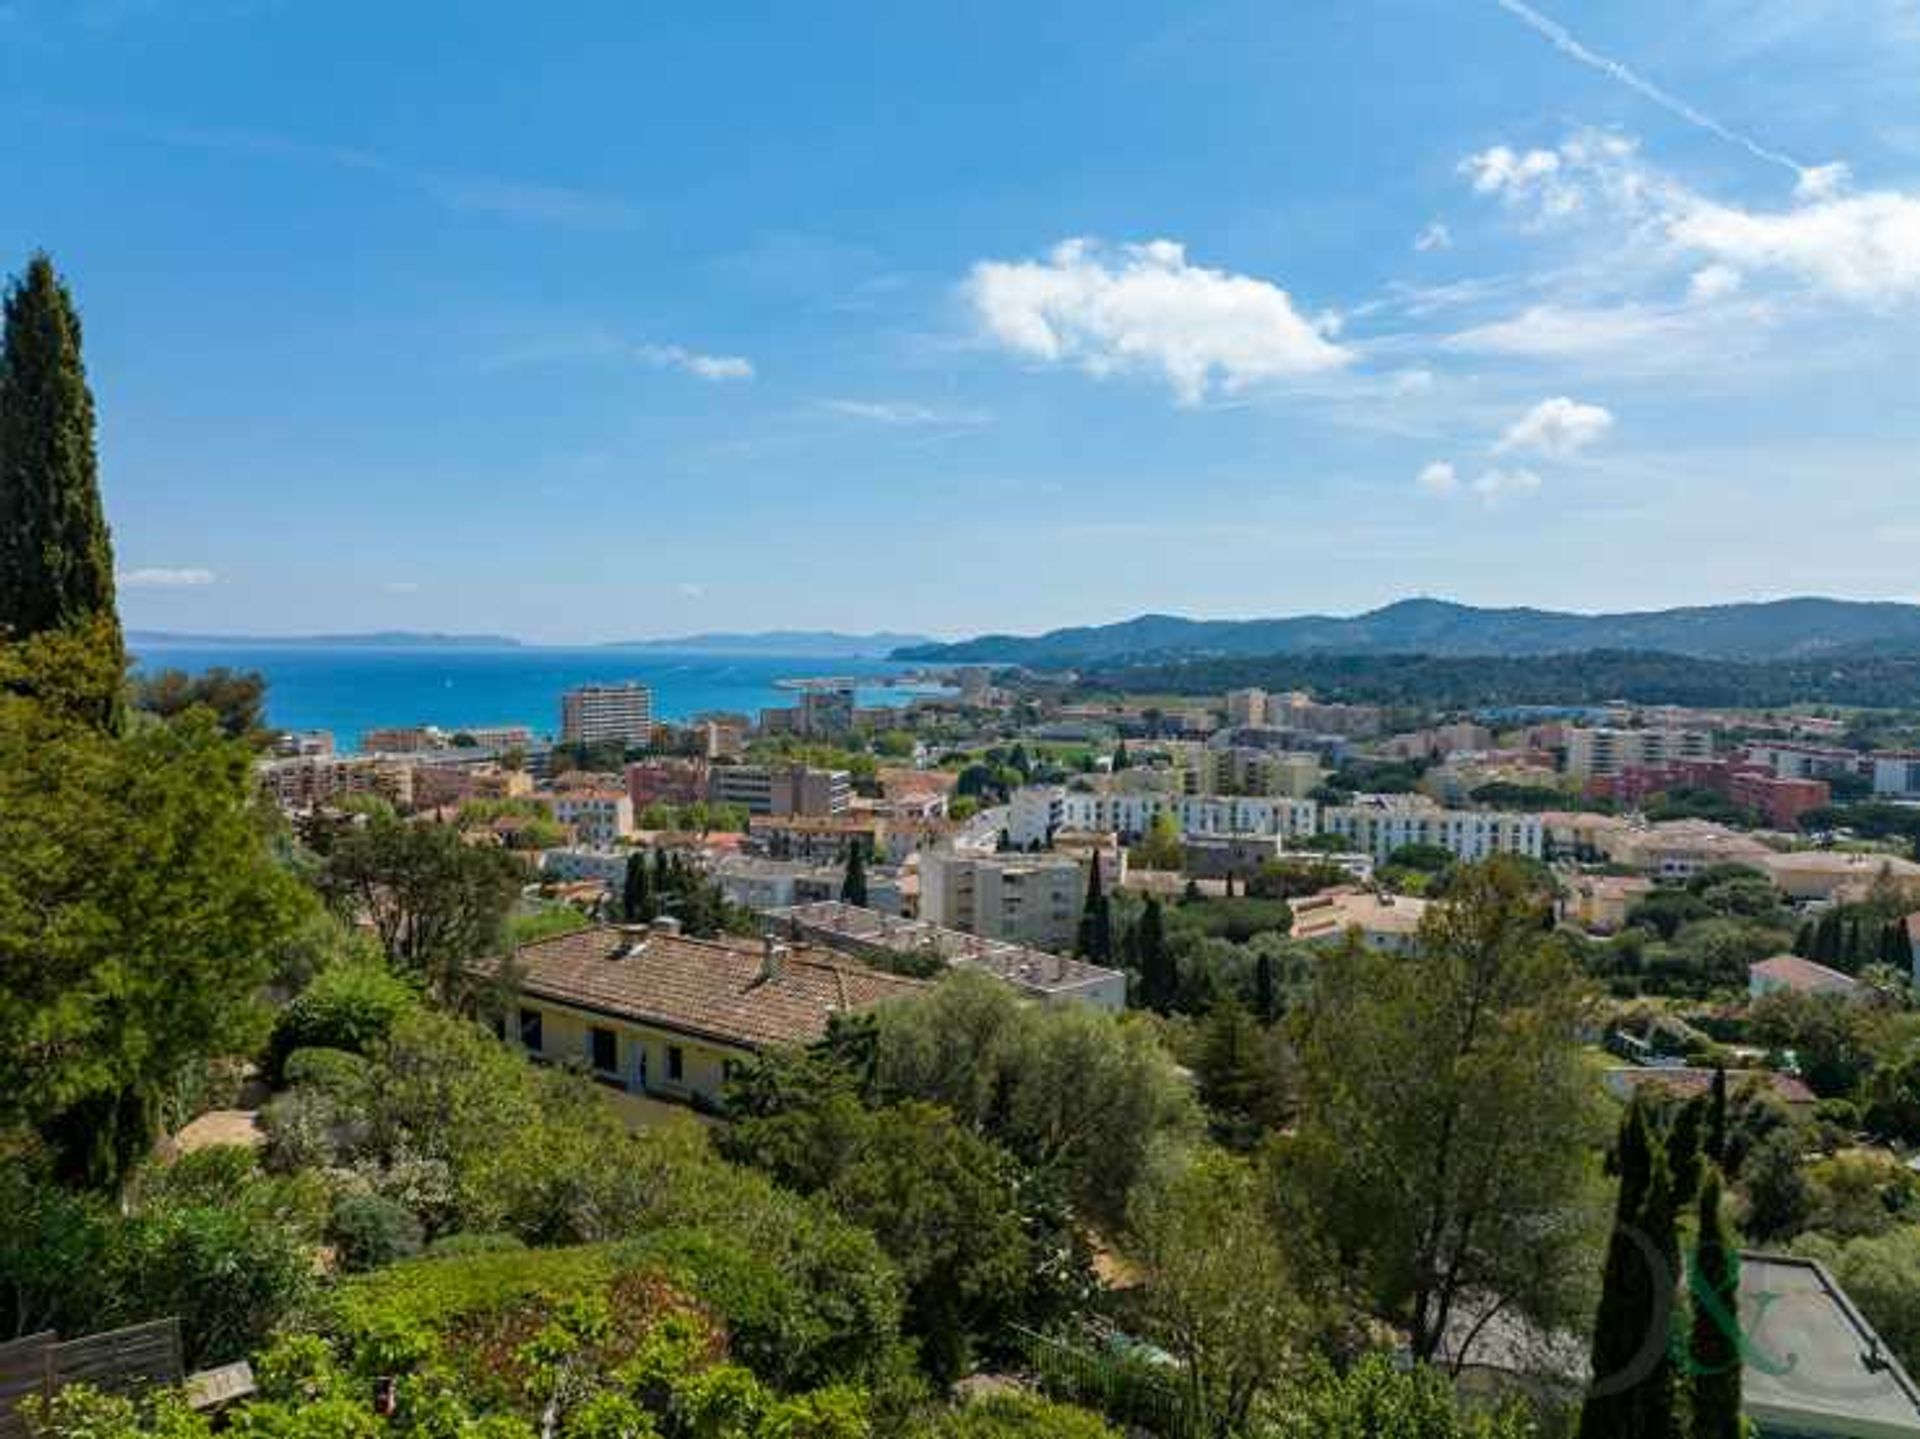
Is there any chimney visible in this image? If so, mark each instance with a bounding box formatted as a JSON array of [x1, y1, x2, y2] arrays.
[[650, 915, 682, 937], [760, 934, 788, 982]]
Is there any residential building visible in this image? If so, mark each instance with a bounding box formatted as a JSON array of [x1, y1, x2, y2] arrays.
[[1187, 746, 1325, 799], [539, 847, 633, 887], [411, 761, 533, 809], [1049, 788, 1318, 843], [1602, 1067, 1816, 1112], [1750, 954, 1863, 1002], [626, 757, 710, 811], [1872, 751, 1920, 800], [256, 753, 414, 811], [495, 922, 924, 1109], [560, 683, 654, 747], [1564, 726, 1715, 780], [1558, 874, 1655, 934], [918, 849, 1096, 952], [1181, 833, 1285, 880], [272, 730, 334, 757], [1596, 819, 1772, 878], [543, 788, 634, 847], [1007, 785, 1067, 849], [360, 725, 440, 754], [1224, 687, 1268, 727], [1745, 740, 1868, 782], [1290, 888, 1428, 955], [1757, 849, 1920, 903], [708, 762, 852, 817], [758, 684, 856, 738], [1320, 794, 1544, 863], [769, 900, 1127, 1011], [709, 854, 905, 916]]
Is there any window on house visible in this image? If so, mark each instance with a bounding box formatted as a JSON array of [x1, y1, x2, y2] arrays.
[[591, 1026, 617, 1073], [667, 1045, 684, 1082], [518, 1008, 543, 1052]]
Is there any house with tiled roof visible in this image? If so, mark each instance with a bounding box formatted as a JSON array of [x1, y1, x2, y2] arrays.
[[1750, 953, 1864, 1002], [487, 920, 926, 1110]]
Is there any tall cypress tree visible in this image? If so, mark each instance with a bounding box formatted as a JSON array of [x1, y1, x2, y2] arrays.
[[1581, 1102, 1659, 1439], [1688, 1170, 1743, 1439], [1705, 1066, 1729, 1165], [1668, 1097, 1705, 1206], [622, 850, 655, 923], [1137, 896, 1174, 1013], [840, 838, 869, 907], [1076, 851, 1112, 963], [1254, 949, 1277, 1025], [1631, 1148, 1685, 1439], [0, 253, 123, 722]]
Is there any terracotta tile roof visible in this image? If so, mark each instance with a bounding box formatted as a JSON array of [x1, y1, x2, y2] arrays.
[[1751, 954, 1861, 995], [1605, 1066, 1816, 1108], [495, 923, 926, 1051]]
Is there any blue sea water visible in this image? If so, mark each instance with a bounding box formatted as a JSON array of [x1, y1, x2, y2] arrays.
[[128, 644, 936, 751]]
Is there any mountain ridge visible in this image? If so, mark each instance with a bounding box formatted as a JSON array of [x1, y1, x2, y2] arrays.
[[890, 597, 1920, 665]]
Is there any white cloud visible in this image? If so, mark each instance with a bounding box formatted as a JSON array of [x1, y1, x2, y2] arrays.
[[634, 344, 753, 381], [967, 237, 1350, 404], [1390, 367, 1437, 395], [1463, 129, 1920, 307], [1416, 460, 1459, 494], [1414, 221, 1453, 252], [1495, 396, 1614, 458], [1687, 264, 1743, 303], [119, 567, 216, 588], [1471, 466, 1543, 503], [823, 398, 988, 426], [1445, 301, 1683, 358]]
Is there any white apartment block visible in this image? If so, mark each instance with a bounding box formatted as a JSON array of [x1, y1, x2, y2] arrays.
[[1320, 796, 1543, 863], [918, 849, 1090, 952], [560, 683, 654, 747], [1187, 746, 1325, 799], [1872, 752, 1920, 800], [1225, 687, 1268, 727], [546, 790, 635, 847], [1033, 788, 1318, 844], [1008, 785, 1068, 849], [1564, 726, 1715, 779], [1743, 741, 1863, 782]]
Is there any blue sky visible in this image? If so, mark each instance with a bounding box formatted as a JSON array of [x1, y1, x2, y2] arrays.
[[5, 0, 1919, 642]]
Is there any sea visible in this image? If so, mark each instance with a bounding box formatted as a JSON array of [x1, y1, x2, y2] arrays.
[[127, 643, 942, 752]]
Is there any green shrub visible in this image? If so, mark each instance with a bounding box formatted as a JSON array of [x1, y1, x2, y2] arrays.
[[282, 1046, 371, 1096], [426, 1232, 528, 1258], [269, 960, 417, 1078], [329, 1193, 425, 1272]]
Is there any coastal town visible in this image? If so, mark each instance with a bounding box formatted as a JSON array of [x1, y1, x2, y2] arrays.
[[12, 3, 1920, 1437]]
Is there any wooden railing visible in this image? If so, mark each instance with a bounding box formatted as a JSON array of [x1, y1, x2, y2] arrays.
[[0, 1320, 184, 1439]]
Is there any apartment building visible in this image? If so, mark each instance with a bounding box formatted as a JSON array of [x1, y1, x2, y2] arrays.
[[626, 757, 710, 810], [709, 855, 905, 916], [1187, 746, 1325, 799], [256, 753, 414, 811], [1872, 752, 1920, 800], [918, 849, 1094, 952], [707, 762, 851, 817], [1045, 789, 1318, 845], [1744, 740, 1864, 782], [559, 683, 654, 747], [411, 762, 533, 810], [758, 685, 856, 738], [1319, 794, 1544, 862], [1224, 687, 1268, 727], [544, 788, 635, 847], [768, 900, 1127, 1011], [1564, 726, 1714, 779]]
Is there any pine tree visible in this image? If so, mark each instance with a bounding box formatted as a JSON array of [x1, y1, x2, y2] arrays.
[[840, 838, 869, 907], [1706, 1066, 1728, 1165], [1137, 896, 1175, 1013], [1688, 1170, 1743, 1439], [0, 253, 122, 724]]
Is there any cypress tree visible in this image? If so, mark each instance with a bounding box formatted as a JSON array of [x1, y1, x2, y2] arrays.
[[1580, 1102, 1657, 1439], [1668, 1096, 1705, 1205], [1631, 1148, 1684, 1439], [1706, 1066, 1728, 1165], [1254, 950, 1277, 1025], [622, 851, 655, 923], [1138, 896, 1174, 1013], [1076, 852, 1112, 963], [1688, 1170, 1743, 1439], [1792, 920, 1813, 958], [840, 838, 869, 907], [0, 253, 122, 723]]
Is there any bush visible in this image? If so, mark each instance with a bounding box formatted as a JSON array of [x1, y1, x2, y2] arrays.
[[282, 1046, 371, 1096], [329, 1192, 425, 1272], [426, 1232, 527, 1258], [269, 960, 417, 1079]]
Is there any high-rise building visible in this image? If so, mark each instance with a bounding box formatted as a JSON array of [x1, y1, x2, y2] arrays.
[[1565, 726, 1714, 779], [1224, 688, 1268, 727], [560, 682, 654, 747]]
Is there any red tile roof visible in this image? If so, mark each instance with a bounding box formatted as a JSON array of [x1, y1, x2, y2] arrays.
[[495, 923, 926, 1051]]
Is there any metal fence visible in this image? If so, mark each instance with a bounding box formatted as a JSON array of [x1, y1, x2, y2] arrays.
[[1008, 1325, 1197, 1438]]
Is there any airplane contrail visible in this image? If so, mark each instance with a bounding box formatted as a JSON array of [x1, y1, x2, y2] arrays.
[[1493, 0, 1811, 179]]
